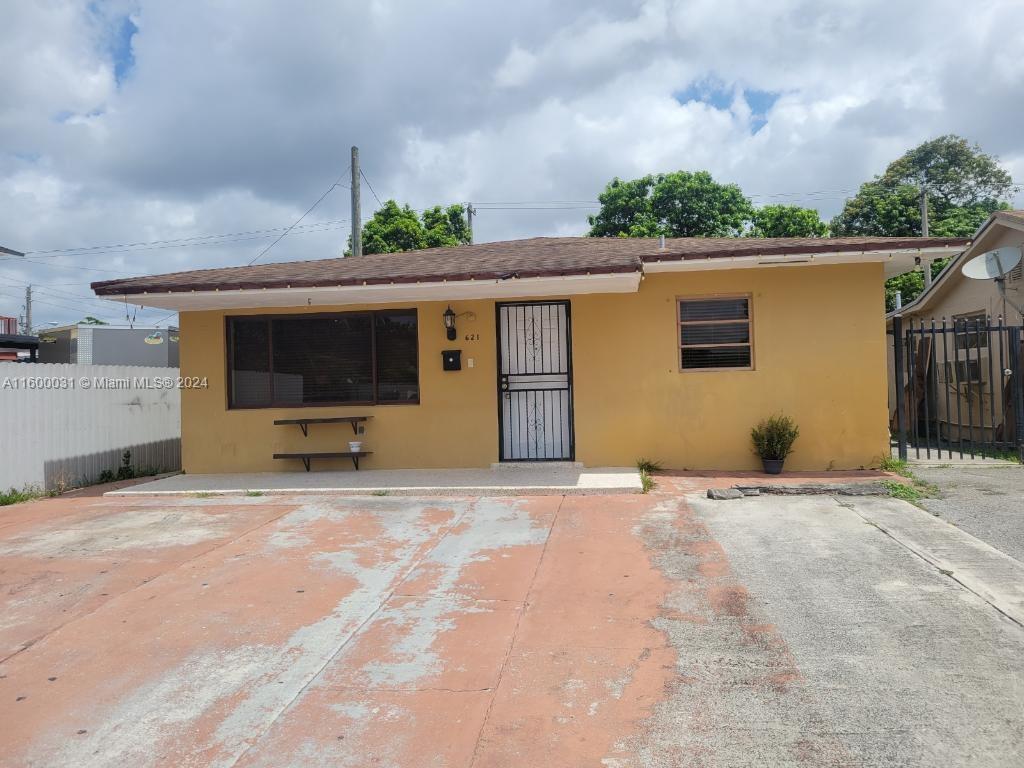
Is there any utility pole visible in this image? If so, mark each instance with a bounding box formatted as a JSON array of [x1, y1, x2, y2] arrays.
[[466, 203, 476, 244], [350, 146, 362, 257], [920, 172, 932, 289], [23, 285, 32, 334]]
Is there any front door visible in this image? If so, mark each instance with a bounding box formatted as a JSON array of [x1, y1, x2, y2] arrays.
[[497, 301, 575, 461]]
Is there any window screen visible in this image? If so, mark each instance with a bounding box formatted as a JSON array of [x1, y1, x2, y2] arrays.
[[374, 311, 420, 403], [229, 319, 271, 406], [227, 311, 419, 408], [678, 297, 752, 370]]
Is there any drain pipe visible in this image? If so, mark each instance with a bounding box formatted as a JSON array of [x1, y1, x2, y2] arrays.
[[659, 234, 665, 250]]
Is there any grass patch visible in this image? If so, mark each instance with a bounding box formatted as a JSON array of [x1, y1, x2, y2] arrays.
[[636, 458, 663, 474], [244, 490, 264, 497], [0, 486, 46, 507], [975, 448, 1022, 463], [878, 456, 912, 477], [193, 491, 216, 499], [877, 456, 938, 503], [371, 489, 390, 496], [881, 479, 924, 503], [635, 458, 661, 494]]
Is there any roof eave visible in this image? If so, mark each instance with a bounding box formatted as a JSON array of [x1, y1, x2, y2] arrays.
[[94, 270, 644, 312], [645, 245, 964, 274]]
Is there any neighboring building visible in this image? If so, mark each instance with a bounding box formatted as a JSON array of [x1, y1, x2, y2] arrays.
[[37, 323, 179, 367], [0, 316, 38, 361], [886, 210, 1024, 447], [92, 235, 963, 473]]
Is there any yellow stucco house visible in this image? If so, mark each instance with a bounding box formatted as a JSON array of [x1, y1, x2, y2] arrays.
[[92, 235, 964, 473]]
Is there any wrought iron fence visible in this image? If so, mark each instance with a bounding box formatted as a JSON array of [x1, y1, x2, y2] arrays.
[[891, 315, 1024, 461]]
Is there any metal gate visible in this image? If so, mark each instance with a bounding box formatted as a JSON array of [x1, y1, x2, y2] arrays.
[[496, 301, 574, 461], [891, 315, 1024, 461]]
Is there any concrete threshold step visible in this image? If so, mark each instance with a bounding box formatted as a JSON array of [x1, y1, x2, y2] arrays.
[[105, 467, 643, 497]]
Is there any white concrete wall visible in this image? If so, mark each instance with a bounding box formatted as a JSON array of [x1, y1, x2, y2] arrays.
[[0, 363, 181, 491]]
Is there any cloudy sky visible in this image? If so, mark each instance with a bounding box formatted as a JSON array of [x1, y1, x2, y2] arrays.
[[2, 0, 1023, 329]]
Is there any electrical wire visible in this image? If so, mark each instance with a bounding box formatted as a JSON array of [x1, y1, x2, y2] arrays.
[[360, 168, 384, 209], [8, 188, 872, 264], [18, 219, 351, 259], [247, 165, 350, 266]]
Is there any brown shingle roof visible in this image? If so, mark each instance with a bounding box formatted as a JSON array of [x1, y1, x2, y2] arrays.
[[91, 235, 968, 296], [996, 209, 1024, 226]]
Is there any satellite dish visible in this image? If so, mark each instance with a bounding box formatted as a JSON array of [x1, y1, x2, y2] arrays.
[[962, 246, 1023, 280]]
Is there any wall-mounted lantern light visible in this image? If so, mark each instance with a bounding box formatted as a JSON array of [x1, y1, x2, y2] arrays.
[[443, 305, 457, 341]]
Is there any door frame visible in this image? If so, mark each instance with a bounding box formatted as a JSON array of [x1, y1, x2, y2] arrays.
[[494, 299, 576, 462]]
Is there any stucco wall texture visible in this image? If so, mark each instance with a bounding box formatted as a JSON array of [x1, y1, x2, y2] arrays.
[[179, 262, 888, 472]]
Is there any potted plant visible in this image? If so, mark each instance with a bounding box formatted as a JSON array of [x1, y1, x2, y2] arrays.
[[751, 414, 799, 474]]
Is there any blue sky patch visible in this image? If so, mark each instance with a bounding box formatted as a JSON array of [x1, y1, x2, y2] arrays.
[[674, 80, 779, 133], [673, 79, 732, 111], [110, 14, 138, 85], [746, 89, 779, 132]]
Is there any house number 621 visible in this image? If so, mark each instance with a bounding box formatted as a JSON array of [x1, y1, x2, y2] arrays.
[[464, 333, 480, 341]]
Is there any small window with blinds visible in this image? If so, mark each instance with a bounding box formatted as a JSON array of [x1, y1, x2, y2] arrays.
[[678, 296, 753, 371], [227, 311, 419, 408]]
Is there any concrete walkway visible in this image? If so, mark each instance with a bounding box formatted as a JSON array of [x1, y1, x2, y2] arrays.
[[845, 495, 1024, 626], [106, 465, 643, 496]]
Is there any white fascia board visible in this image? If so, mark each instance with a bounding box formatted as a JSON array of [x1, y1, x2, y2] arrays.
[[642, 246, 963, 276], [99, 271, 642, 311]]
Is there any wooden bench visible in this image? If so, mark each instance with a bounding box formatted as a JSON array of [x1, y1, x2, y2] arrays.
[[272, 451, 372, 472], [273, 416, 373, 471]]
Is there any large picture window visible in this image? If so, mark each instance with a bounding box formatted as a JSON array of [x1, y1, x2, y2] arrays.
[[678, 296, 753, 371], [227, 310, 419, 408]]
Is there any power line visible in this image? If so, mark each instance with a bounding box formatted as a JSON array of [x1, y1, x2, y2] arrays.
[[0, 290, 123, 319], [248, 166, 350, 266], [149, 311, 178, 327], [0, 258, 139, 275], [13, 219, 351, 261], [360, 168, 384, 209], [33, 285, 167, 314], [5, 188, 872, 264]]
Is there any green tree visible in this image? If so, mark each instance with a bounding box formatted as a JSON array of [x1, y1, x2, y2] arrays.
[[749, 204, 829, 237], [354, 200, 470, 254], [79, 316, 108, 325], [360, 200, 427, 254], [588, 171, 752, 238], [832, 135, 1015, 238], [422, 203, 470, 248], [831, 135, 1016, 312]]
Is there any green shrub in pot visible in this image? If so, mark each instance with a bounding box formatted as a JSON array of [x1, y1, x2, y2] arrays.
[[751, 414, 799, 474]]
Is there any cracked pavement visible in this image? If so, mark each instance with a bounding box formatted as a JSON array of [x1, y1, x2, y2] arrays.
[[0, 480, 1021, 767]]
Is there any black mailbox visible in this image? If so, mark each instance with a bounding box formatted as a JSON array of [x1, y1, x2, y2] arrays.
[[442, 349, 462, 371]]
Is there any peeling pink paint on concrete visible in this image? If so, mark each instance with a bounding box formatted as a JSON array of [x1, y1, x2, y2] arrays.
[[0, 484, 844, 767]]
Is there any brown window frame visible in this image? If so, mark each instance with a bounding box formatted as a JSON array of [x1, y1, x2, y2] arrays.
[[677, 294, 754, 372], [952, 311, 987, 351], [225, 310, 420, 410]]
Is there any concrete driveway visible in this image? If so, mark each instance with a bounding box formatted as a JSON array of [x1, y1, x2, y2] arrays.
[[1, 481, 1022, 767], [912, 464, 1024, 562]]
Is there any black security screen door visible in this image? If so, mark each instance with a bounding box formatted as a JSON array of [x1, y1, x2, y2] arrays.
[[496, 301, 575, 461]]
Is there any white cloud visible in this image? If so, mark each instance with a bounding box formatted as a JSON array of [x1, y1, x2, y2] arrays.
[[1, 0, 1023, 327]]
